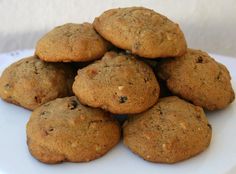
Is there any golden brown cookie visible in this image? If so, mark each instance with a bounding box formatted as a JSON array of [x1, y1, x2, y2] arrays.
[[123, 96, 212, 163], [93, 7, 187, 58], [36, 23, 111, 62], [0, 56, 76, 110], [157, 49, 235, 110], [136, 58, 172, 98], [26, 96, 120, 164], [72, 51, 160, 114]]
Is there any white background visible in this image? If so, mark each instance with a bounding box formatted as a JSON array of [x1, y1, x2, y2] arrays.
[[0, 0, 236, 57]]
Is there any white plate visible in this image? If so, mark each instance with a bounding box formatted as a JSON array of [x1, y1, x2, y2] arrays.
[[0, 50, 236, 174]]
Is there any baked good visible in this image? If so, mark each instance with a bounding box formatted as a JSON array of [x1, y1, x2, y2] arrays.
[[36, 23, 111, 62], [157, 49, 235, 110], [123, 96, 212, 163], [0, 56, 76, 110], [72, 51, 160, 114], [26, 96, 120, 163], [135, 57, 172, 97], [93, 7, 187, 58]]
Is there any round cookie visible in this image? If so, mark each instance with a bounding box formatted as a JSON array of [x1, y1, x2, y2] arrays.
[[72, 51, 160, 114], [0, 56, 76, 110], [36, 23, 111, 62], [26, 96, 120, 164], [93, 7, 187, 58], [157, 49, 235, 110], [134, 57, 172, 97], [123, 96, 212, 163]]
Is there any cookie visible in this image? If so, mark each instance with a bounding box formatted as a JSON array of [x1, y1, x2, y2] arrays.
[[0, 56, 76, 110], [72, 51, 160, 114], [93, 7, 187, 58], [135, 58, 171, 97], [157, 49, 235, 110], [36, 23, 111, 62], [26, 96, 120, 164], [123, 96, 212, 163]]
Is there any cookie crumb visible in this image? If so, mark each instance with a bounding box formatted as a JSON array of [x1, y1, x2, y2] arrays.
[[118, 86, 124, 90], [95, 145, 102, 152], [71, 142, 77, 148], [166, 33, 172, 41], [162, 143, 167, 150], [80, 115, 85, 120]]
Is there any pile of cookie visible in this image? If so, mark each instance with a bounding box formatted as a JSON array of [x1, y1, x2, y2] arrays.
[[0, 7, 235, 164]]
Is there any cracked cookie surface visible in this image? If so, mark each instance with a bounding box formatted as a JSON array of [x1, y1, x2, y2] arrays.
[[0, 56, 76, 110], [72, 51, 160, 114], [157, 49, 235, 110], [123, 96, 212, 163], [93, 7, 187, 58], [36, 23, 111, 62], [26, 96, 121, 164]]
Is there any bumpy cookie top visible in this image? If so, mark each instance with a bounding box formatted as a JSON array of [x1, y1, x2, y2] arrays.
[[36, 23, 111, 62], [157, 49, 235, 110], [0, 56, 75, 110], [72, 51, 160, 114], [123, 96, 212, 163], [93, 7, 187, 58], [27, 96, 120, 163]]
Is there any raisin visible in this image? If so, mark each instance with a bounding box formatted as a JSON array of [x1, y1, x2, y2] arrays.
[[44, 127, 54, 136], [40, 111, 50, 119], [128, 82, 134, 85], [207, 124, 212, 129], [119, 96, 128, 103], [217, 71, 222, 80], [34, 96, 41, 103], [40, 111, 47, 115], [48, 128, 54, 132], [68, 100, 78, 110], [196, 56, 203, 63], [4, 84, 11, 89], [87, 69, 98, 78]]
